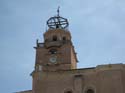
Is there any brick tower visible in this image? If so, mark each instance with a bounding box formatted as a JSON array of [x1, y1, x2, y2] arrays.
[[34, 9, 77, 72], [32, 8, 78, 93]]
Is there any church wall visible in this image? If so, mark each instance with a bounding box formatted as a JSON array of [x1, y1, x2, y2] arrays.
[[32, 64, 125, 93], [96, 64, 124, 93], [33, 71, 74, 93], [97, 70, 123, 93], [122, 65, 125, 93]]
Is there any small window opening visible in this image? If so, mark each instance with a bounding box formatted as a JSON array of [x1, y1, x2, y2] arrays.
[[53, 36, 57, 41], [63, 37, 66, 40], [65, 91, 72, 93], [49, 49, 57, 54], [86, 89, 94, 93], [45, 39, 48, 42]]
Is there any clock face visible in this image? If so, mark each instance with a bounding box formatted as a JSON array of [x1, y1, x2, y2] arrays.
[[49, 56, 57, 63]]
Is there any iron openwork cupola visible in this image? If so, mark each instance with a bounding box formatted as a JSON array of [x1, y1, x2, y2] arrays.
[[47, 7, 69, 29]]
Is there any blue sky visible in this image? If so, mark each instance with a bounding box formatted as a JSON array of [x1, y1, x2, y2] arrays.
[[1, 0, 125, 93]]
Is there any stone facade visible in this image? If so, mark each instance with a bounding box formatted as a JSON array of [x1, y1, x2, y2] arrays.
[[31, 64, 125, 93]]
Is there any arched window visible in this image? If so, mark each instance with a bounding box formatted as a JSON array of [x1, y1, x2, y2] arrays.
[[64, 90, 72, 93], [63, 36, 66, 41], [53, 35, 57, 41], [85, 89, 94, 93]]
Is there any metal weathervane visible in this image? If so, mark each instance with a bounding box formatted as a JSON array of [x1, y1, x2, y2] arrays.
[[47, 7, 69, 29]]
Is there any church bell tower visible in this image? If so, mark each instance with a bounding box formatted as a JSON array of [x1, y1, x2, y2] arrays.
[[34, 8, 78, 72]]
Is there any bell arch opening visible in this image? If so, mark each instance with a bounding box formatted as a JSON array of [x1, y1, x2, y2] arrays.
[[64, 90, 72, 93], [85, 89, 94, 93], [52, 35, 57, 41]]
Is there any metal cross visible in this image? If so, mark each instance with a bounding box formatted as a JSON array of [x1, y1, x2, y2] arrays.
[[57, 6, 60, 16]]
